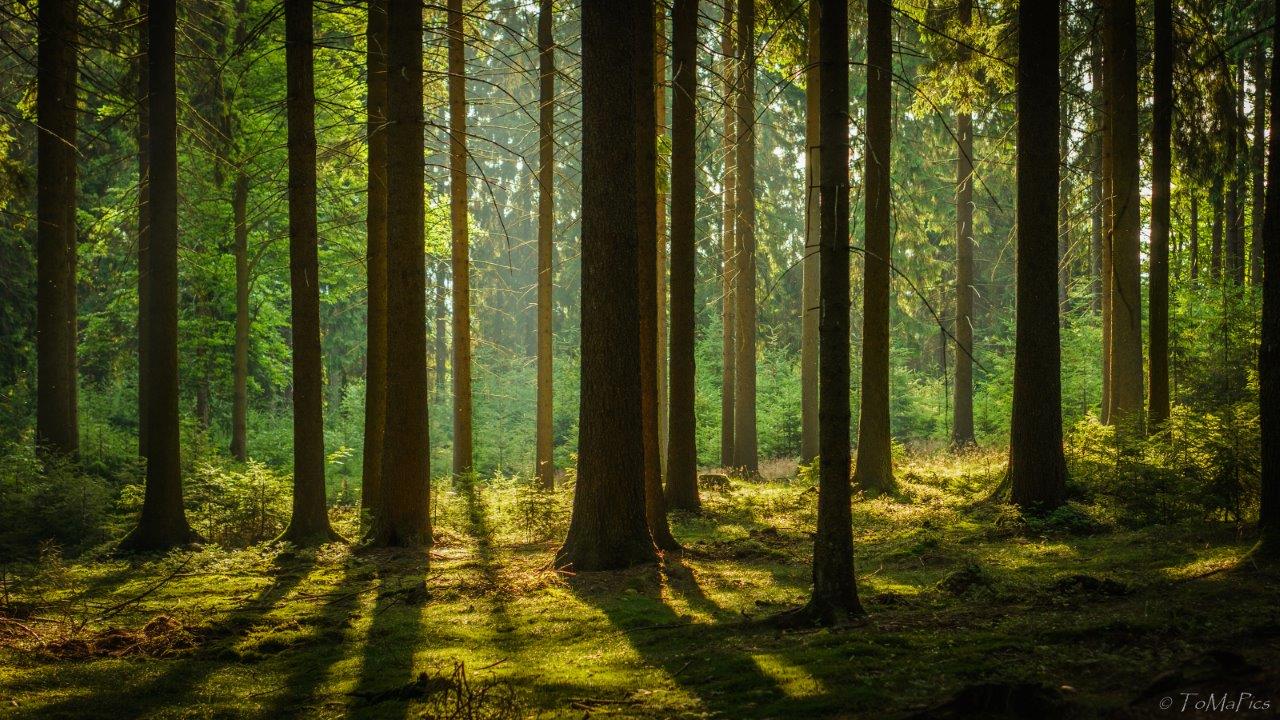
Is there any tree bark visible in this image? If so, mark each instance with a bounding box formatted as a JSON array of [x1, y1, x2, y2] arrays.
[[1100, 0, 1113, 423], [656, 8, 669, 476], [449, 0, 473, 477], [720, 0, 737, 468], [733, 0, 758, 473], [799, 0, 820, 464], [136, 0, 149, 460], [1104, 0, 1145, 435], [556, 0, 658, 572], [535, 0, 555, 491], [1259, 13, 1280, 554], [1008, 0, 1068, 513], [1212, 175, 1224, 281], [1191, 191, 1200, 280], [1254, 37, 1267, 287], [1228, 63, 1247, 286], [361, 0, 389, 518], [36, 0, 79, 459], [665, 0, 699, 512], [1148, 0, 1171, 427], [854, 0, 895, 494], [372, 0, 431, 548], [121, 0, 199, 551], [279, 0, 337, 546], [1089, 22, 1103, 314], [951, 0, 975, 450]]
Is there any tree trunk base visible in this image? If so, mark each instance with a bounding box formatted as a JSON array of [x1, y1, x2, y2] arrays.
[[766, 597, 866, 630], [118, 523, 203, 554], [276, 524, 346, 548]]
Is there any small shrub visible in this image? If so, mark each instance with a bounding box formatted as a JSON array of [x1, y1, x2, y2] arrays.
[[0, 444, 112, 558]]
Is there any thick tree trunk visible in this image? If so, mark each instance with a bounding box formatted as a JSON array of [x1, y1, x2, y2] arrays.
[[556, 0, 657, 572], [951, 0, 975, 450], [1259, 15, 1280, 554], [656, 9, 669, 476], [720, 0, 737, 468], [449, 0, 473, 477], [637, 0, 679, 552], [372, 0, 431, 548], [854, 0, 896, 494], [1105, 0, 1145, 435], [799, 0, 820, 464], [535, 0, 555, 491], [1254, 39, 1267, 287], [279, 0, 336, 546], [361, 0, 389, 517], [733, 0, 758, 473], [1148, 0, 1171, 427], [1008, 0, 1068, 513], [136, 0, 149, 459], [121, 0, 199, 551], [666, 0, 699, 512], [36, 0, 79, 459]]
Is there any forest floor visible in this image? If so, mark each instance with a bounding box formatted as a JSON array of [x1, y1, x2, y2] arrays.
[[2, 451, 1279, 719]]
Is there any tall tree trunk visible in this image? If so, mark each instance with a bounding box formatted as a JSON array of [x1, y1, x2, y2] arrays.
[[1191, 191, 1200, 280], [1059, 8, 1071, 312], [121, 0, 198, 551], [556, 0, 657, 572], [449, 0, 473, 476], [1148, 0, 1171, 427], [1229, 63, 1247, 286], [799, 0, 820, 463], [1254, 37, 1267, 287], [1259, 14, 1280, 554], [666, 0, 699, 512], [1212, 175, 1224, 281], [655, 8, 669, 475], [279, 0, 336, 546], [1105, 0, 1145, 435], [361, 0, 389, 517], [854, 0, 896, 494], [36, 0, 79, 459], [719, 0, 736, 468], [136, 0, 149, 459], [1100, 0, 1113, 423], [1009, 0, 1068, 513], [373, 0, 431, 548], [435, 258, 448, 397], [802, 0, 864, 625], [733, 0, 758, 472], [951, 0, 975, 450], [637, 0, 679, 552], [535, 0, 555, 490], [1089, 23, 1103, 314]]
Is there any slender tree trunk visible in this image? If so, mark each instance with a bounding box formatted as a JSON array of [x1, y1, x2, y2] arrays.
[[1009, 0, 1068, 513], [36, 0, 79, 459], [1191, 191, 1200, 280], [1059, 9, 1071, 312], [854, 0, 896, 494], [372, 0, 431, 548], [1259, 14, 1280, 554], [1254, 38, 1267, 287], [1089, 23, 1103, 314], [1148, 0, 1171, 427], [556, 0, 657, 571], [230, 171, 249, 461], [804, 0, 864, 624], [656, 8, 669, 475], [1105, 0, 1145, 435], [1229, 63, 1246, 286], [720, 0, 737, 468], [733, 0, 758, 473], [279, 0, 336, 546], [1100, 0, 1113, 422], [535, 0, 555, 490], [362, 0, 389, 517], [136, 0, 149, 459], [799, 0, 820, 464], [666, 0, 699, 512], [448, 0, 473, 477], [435, 258, 448, 397], [1212, 175, 1224, 281], [637, 0, 679, 552], [951, 0, 975, 450], [121, 0, 198, 551]]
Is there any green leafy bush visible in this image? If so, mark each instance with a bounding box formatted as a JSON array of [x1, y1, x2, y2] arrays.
[[0, 444, 112, 558]]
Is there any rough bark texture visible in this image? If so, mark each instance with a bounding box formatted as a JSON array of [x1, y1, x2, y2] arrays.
[[449, 0, 474, 477], [665, 0, 699, 512], [361, 0, 389, 517], [655, 9, 669, 475], [373, 0, 431, 548], [720, 0, 736, 469], [36, 0, 79, 459], [1105, 0, 1145, 435], [733, 0, 758, 473], [951, 0, 975, 450], [121, 0, 199, 551], [1148, 0, 1171, 427], [799, 0, 820, 464], [1260, 17, 1280, 553], [1089, 22, 1103, 313], [1008, 0, 1068, 513], [279, 0, 336, 546], [556, 0, 657, 572], [535, 0, 555, 491], [1100, 0, 1113, 423], [136, 0, 149, 460], [854, 0, 896, 495], [1254, 38, 1267, 287], [636, 0, 679, 552]]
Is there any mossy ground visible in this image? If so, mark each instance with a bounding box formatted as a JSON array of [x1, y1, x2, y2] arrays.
[[2, 451, 1278, 719]]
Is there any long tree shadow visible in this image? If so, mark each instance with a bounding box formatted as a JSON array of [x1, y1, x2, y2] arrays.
[[348, 548, 430, 719]]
